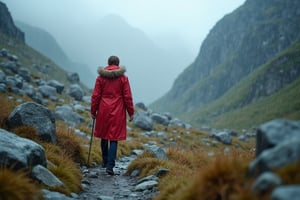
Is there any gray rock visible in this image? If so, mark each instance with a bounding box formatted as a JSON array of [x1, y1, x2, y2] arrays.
[[252, 172, 282, 193], [271, 185, 300, 200], [18, 67, 31, 82], [168, 118, 185, 128], [214, 131, 232, 145], [32, 165, 65, 188], [47, 80, 65, 94], [134, 180, 158, 191], [0, 83, 5, 92], [22, 82, 35, 97], [55, 105, 84, 126], [1, 61, 18, 73], [0, 69, 5, 82], [135, 102, 148, 111], [144, 144, 168, 160], [38, 85, 57, 98], [68, 84, 85, 101], [82, 96, 91, 104], [249, 139, 300, 175], [256, 119, 300, 156], [151, 112, 169, 125], [67, 72, 80, 83], [0, 129, 46, 170], [133, 110, 153, 131], [7, 102, 56, 143], [42, 189, 73, 200]]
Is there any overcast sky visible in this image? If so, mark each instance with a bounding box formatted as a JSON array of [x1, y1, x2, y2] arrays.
[[3, 0, 245, 58]]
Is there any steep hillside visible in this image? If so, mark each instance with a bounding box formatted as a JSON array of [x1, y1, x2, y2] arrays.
[[185, 40, 300, 129], [151, 0, 300, 129], [0, 1, 24, 41], [15, 21, 96, 88]]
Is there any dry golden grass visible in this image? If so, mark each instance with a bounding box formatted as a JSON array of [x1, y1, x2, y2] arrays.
[[0, 167, 43, 200], [47, 155, 82, 195], [117, 140, 144, 158], [126, 151, 169, 177], [171, 156, 250, 200], [0, 95, 13, 129], [12, 125, 39, 142], [42, 142, 82, 195], [276, 161, 300, 185], [56, 126, 86, 164]]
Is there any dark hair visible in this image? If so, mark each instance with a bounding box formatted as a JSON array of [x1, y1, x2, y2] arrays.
[[108, 56, 120, 66]]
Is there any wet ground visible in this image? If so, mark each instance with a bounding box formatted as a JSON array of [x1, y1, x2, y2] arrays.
[[76, 156, 158, 200]]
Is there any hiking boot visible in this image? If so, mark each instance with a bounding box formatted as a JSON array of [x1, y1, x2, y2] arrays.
[[106, 168, 114, 175]]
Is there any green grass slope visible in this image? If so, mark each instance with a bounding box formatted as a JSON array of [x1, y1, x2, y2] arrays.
[[183, 40, 300, 130]]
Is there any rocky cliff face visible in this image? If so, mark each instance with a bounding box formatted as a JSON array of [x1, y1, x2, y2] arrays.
[[151, 0, 300, 117], [0, 1, 24, 41]]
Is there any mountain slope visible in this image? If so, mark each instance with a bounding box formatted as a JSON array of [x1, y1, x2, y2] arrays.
[[0, 1, 24, 41], [15, 21, 95, 87], [185, 39, 300, 129], [150, 0, 300, 129]]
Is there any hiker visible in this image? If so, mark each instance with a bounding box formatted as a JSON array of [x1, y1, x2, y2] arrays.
[[91, 55, 134, 175]]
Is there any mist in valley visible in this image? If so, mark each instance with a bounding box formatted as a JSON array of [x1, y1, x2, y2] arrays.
[[2, 0, 245, 104]]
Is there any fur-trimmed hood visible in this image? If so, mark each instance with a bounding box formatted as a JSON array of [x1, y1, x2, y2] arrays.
[[97, 65, 126, 78]]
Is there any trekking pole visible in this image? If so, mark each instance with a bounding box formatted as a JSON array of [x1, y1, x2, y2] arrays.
[[87, 118, 95, 166]]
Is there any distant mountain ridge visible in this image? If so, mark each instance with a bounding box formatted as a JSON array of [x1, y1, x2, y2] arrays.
[[16, 21, 96, 87], [150, 0, 300, 129]]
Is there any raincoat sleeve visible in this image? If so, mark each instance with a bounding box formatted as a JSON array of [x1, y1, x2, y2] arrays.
[[123, 77, 134, 117], [91, 77, 102, 117]]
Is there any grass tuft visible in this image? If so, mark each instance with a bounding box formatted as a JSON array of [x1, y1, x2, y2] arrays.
[[0, 167, 42, 200], [172, 156, 250, 200], [56, 127, 86, 164], [0, 96, 13, 129], [13, 125, 39, 142]]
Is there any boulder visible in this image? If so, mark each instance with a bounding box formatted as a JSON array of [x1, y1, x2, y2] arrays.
[[213, 131, 232, 145], [0, 69, 5, 82], [38, 85, 57, 98], [135, 102, 148, 111], [271, 185, 300, 200], [256, 119, 300, 156], [67, 72, 80, 83], [133, 110, 153, 131], [47, 80, 65, 94], [151, 113, 169, 125], [252, 172, 281, 193], [55, 105, 84, 126], [18, 67, 31, 82], [0, 129, 46, 170], [32, 165, 65, 188], [68, 84, 85, 101], [7, 102, 56, 143], [249, 139, 300, 175]]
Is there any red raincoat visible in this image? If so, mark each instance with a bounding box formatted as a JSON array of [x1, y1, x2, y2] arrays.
[[91, 65, 134, 140]]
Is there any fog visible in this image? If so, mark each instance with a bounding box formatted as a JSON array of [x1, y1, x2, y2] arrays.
[[2, 0, 245, 104]]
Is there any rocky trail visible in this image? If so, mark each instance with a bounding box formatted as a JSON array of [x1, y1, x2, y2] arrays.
[[76, 155, 158, 200]]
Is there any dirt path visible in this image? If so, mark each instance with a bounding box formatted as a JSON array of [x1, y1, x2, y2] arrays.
[[76, 155, 157, 200]]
